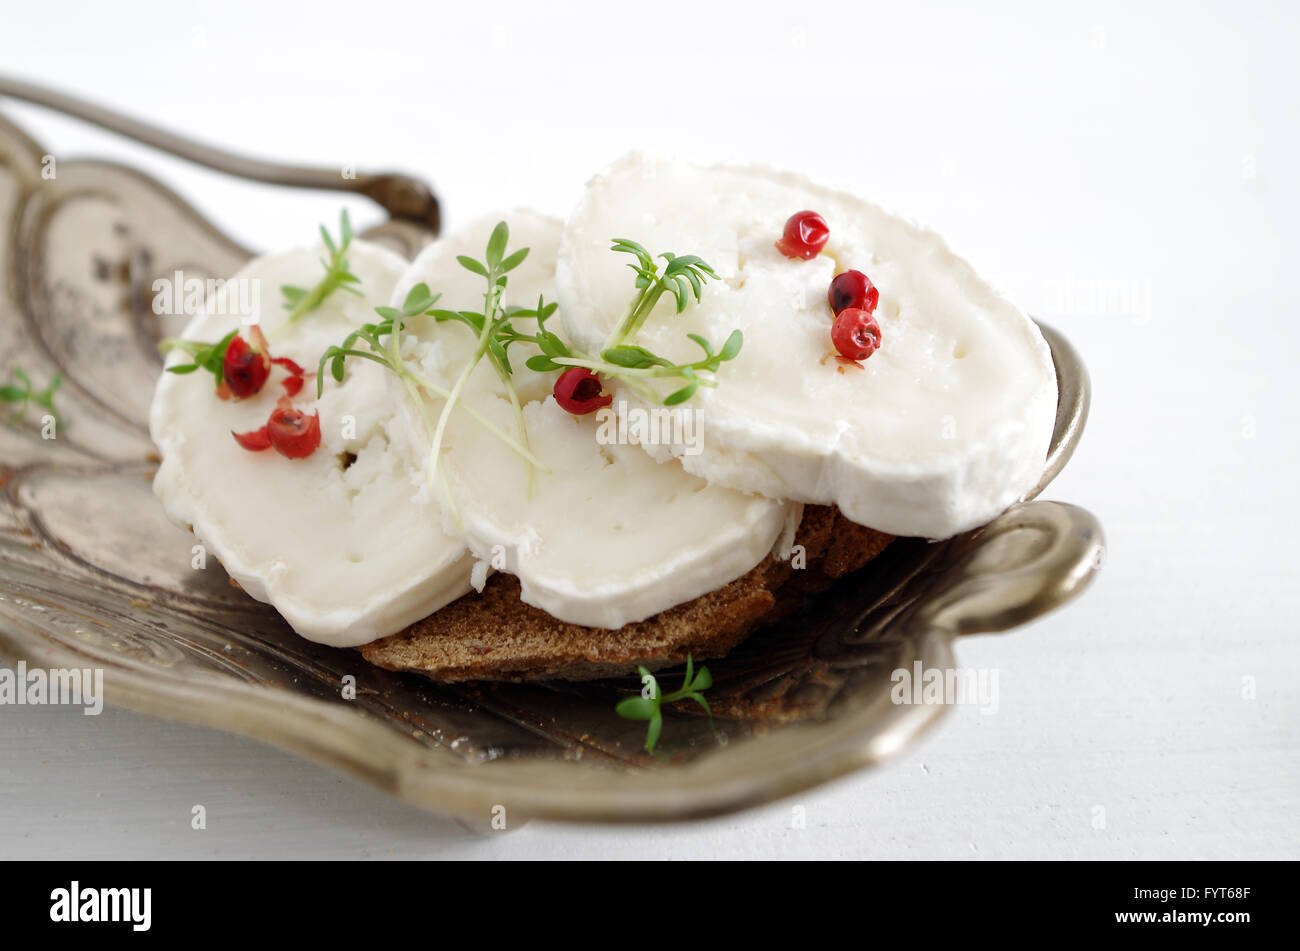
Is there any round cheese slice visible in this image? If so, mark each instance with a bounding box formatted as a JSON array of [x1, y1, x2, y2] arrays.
[[556, 153, 1058, 539], [390, 211, 791, 629], [150, 238, 473, 647]]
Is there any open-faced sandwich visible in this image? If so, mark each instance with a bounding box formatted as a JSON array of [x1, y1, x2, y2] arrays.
[[149, 153, 1057, 687]]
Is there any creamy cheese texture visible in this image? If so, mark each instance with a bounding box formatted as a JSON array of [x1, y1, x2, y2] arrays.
[[390, 211, 790, 629], [557, 153, 1058, 539], [149, 240, 473, 647]]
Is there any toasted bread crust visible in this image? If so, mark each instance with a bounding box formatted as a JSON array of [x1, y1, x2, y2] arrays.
[[360, 505, 891, 682]]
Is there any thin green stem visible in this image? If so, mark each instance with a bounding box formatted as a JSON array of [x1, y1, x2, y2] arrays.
[[399, 371, 460, 526], [404, 367, 546, 470], [604, 284, 661, 351], [424, 240, 526, 494], [487, 353, 537, 497], [427, 352, 482, 494], [285, 281, 334, 324]]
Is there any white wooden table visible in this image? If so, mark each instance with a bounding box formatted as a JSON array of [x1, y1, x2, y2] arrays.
[[1, 0, 1296, 860]]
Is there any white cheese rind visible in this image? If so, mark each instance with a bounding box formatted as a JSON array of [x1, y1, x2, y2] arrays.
[[390, 212, 790, 629], [556, 153, 1058, 539], [149, 240, 473, 647]]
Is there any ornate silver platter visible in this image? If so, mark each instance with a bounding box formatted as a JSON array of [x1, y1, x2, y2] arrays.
[[0, 86, 1103, 823]]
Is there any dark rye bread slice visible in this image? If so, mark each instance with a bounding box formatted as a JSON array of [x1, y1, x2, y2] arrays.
[[360, 505, 892, 682]]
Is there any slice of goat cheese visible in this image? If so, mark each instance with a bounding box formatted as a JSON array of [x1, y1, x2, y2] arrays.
[[149, 239, 473, 647], [389, 211, 790, 629], [556, 153, 1058, 539]]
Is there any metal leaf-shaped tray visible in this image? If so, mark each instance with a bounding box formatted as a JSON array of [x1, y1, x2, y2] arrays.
[[0, 95, 1102, 823]]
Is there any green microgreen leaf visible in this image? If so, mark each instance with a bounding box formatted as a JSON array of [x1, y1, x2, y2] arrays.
[[536, 331, 570, 358], [457, 255, 489, 278], [500, 247, 529, 273], [614, 655, 716, 754], [686, 333, 713, 358], [484, 221, 510, 269], [687, 694, 712, 719], [525, 354, 561, 372], [578, 238, 742, 405], [614, 696, 656, 720], [663, 380, 699, 405], [159, 329, 238, 391], [601, 345, 664, 369], [431, 309, 487, 334], [402, 282, 438, 315], [282, 210, 363, 324], [645, 713, 663, 753], [719, 329, 744, 362], [2, 368, 62, 426]]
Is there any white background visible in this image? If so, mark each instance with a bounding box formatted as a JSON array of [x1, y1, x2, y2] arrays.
[[2, 0, 1297, 859]]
